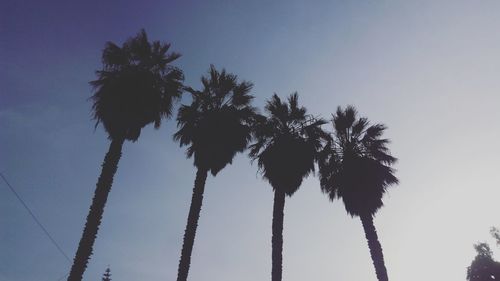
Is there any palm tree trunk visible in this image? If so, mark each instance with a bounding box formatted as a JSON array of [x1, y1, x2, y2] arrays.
[[176, 168, 208, 281], [67, 138, 125, 281], [360, 214, 389, 281], [272, 190, 286, 281]]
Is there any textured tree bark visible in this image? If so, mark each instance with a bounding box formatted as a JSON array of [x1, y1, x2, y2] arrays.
[[176, 168, 208, 281], [360, 214, 389, 281], [272, 190, 286, 281], [67, 138, 124, 281]]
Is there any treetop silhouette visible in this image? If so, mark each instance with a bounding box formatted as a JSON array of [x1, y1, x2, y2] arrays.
[[175, 64, 256, 176], [250, 93, 327, 196], [101, 266, 112, 281], [467, 227, 500, 281], [91, 29, 184, 141]]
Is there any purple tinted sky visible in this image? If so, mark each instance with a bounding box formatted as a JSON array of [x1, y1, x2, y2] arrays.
[[2, 1, 500, 281]]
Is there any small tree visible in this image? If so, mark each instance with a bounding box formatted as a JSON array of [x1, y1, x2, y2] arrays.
[[467, 227, 500, 281], [102, 267, 111, 281]]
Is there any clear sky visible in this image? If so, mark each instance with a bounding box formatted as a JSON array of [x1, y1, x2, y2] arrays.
[[1, 1, 500, 280]]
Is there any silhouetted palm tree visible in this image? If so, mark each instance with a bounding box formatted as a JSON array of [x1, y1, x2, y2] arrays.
[[174, 65, 256, 281], [249, 93, 326, 281], [67, 30, 183, 281], [318, 106, 398, 281]]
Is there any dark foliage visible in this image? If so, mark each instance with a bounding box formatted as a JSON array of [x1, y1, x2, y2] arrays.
[[318, 106, 398, 217], [467, 243, 500, 281], [174, 65, 256, 176], [91, 29, 184, 141], [249, 93, 327, 196]]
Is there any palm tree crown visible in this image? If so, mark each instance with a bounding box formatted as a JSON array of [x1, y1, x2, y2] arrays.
[[174, 65, 256, 175], [91, 29, 184, 141], [319, 105, 398, 217], [249, 93, 326, 196]]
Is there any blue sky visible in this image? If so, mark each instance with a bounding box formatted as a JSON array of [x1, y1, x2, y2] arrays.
[[1, 1, 500, 280]]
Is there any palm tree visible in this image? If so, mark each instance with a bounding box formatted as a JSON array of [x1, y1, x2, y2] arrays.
[[67, 30, 184, 281], [174, 65, 256, 281], [318, 106, 398, 281], [249, 93, 326, 281]]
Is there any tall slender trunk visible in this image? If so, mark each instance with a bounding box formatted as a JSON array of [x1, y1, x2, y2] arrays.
[[360, 214, 389, 281], [176, 168, 208, 281], [67, 138, 125, 281], [272, 190, 286, 281]]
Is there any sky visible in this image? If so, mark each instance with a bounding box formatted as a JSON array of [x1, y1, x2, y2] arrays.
[[1, 0, 500, 280]]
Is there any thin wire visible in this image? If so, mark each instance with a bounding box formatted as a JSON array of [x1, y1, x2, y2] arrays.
[[0, 172, 72, 263]]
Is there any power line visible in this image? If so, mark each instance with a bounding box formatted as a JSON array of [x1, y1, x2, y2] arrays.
[[1, 172, 72, 281], [0, 172, 72, 263]]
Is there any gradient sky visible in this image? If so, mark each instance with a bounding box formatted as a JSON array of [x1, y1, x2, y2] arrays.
[[1, 1, 500, 281]]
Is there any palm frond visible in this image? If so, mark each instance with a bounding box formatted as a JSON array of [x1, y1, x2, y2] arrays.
[[250, 93, 327, 196], [318, 106, 398, 217], [174, 66, 257, 175], [90, 29, 184, 141]]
